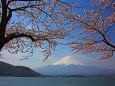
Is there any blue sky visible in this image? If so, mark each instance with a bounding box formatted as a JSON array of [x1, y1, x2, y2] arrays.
[[0, 0, 115, 70]]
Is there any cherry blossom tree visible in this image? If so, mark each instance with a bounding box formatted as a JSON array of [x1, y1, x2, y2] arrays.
[[0, 0, 77, 60], [0, 0, 114, 60], [64, 0, 115, 59]]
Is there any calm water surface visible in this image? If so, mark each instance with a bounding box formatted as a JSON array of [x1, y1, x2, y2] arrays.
[[0, 77, 115, 86]]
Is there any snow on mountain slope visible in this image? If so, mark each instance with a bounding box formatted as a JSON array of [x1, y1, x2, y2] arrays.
[[52, 56, 84, 66], [34, 56, 115, 76]]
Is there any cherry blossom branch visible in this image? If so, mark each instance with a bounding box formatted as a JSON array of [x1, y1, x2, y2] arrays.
[[8, 2, 53, 19], [5, 32, 52, 44], [85, 24, 115, 48], [74, 16, 115, 48], [9, 1, 43, 12]]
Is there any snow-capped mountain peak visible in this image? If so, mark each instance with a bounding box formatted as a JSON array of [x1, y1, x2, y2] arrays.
[[52, 56, 84, 66]]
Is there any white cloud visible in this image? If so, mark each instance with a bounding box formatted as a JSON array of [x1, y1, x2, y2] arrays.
[[52, 56, 85, 65]]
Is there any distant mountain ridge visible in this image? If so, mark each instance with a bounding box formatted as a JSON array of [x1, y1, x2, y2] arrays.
[[34, 56, 115, 76], [34, 64, 115, 76], [0, 61, 42, 77], [35, 56, 115, 76]]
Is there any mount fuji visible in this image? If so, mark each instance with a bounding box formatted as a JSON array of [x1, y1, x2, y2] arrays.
[[34, 56, 115, 76]]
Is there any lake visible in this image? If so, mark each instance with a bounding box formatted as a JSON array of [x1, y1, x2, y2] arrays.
[[0, 77, 115, 86]]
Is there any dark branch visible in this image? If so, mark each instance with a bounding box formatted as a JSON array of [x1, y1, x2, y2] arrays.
[[73, 17, 115, 49], [8, 2, 53, 19], [10, 4, 41, 12], [5, 32, 37, 43], [6, 10, 12, 24], [5, 32, 52, 44], [7, 0, 12, 7]]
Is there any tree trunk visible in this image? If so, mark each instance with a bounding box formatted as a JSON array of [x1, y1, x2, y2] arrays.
[[0, 43, 4, 51], [0, 39, 5, 51]]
